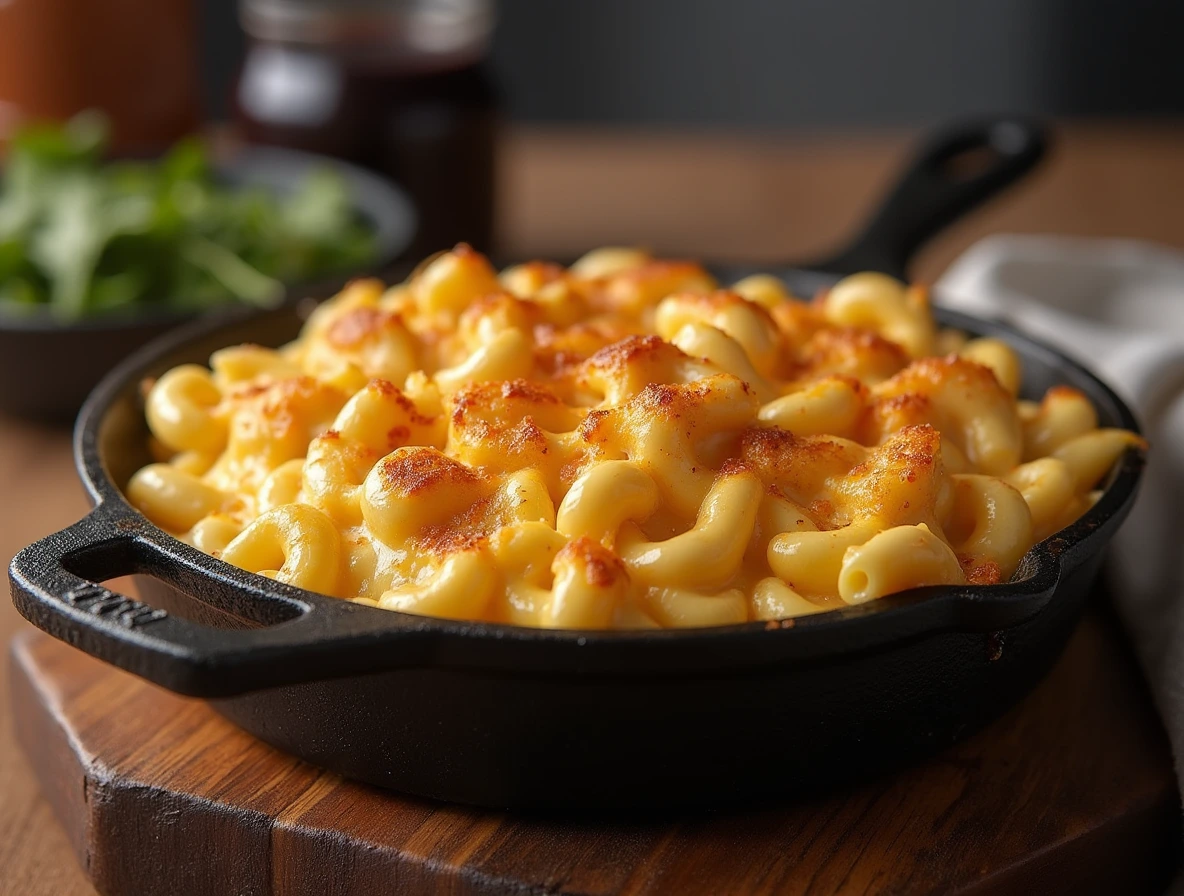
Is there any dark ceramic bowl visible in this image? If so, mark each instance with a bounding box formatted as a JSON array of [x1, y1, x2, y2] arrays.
[[0, 146, 416, 422]]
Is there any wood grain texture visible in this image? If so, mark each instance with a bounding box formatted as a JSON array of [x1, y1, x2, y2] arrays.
[[498, 124, 1184, 283], [8, 606, 1181, 896], [2, 125, 1184, 896]]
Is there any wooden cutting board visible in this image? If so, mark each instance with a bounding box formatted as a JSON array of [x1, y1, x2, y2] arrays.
[[8, 603, 1181, 896]]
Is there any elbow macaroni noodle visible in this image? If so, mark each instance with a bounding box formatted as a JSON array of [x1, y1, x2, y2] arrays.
[[129, 245, 1146, 629]]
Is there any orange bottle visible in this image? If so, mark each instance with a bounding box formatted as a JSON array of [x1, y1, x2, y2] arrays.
[[0, 0, 200, 151]]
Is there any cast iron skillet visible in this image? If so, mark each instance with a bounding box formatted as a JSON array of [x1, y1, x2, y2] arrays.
[[9, 118, 1145, 811], [0, 146, 416, 422]]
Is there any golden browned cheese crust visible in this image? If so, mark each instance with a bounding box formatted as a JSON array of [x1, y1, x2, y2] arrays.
[[128, 248, 1145, 628]]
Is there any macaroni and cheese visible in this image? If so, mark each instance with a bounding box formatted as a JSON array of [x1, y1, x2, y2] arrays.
[[128, 246, 1145, 629]]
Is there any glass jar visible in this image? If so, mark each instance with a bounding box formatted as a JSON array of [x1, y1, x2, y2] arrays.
[[234, 0, 499, 260]]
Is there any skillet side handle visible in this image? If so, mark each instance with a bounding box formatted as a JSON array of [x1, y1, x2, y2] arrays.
[[9, 508, 429, 698], [820, 117, 1048, 280]]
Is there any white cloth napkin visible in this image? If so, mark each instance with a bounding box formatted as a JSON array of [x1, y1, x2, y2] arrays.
[[937, 236, 1184, 844]]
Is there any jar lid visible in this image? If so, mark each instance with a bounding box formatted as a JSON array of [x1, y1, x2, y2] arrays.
[[240, 0, 493, 63]]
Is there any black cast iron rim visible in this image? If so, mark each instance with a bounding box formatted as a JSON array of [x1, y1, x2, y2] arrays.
[[6, 295, 1145, 698]]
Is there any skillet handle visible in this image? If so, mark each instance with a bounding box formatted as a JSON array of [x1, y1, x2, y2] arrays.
[[817, 117, 1048, 280], [8, 506, 432, 698]]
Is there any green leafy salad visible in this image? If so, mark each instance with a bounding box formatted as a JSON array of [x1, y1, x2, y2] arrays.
[[0, 114, 377, 319]]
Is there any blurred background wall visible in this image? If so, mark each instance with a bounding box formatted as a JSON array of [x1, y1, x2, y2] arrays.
[[200, 0, 1184, 128]]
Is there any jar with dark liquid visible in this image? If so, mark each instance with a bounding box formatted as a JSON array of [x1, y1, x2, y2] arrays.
[[234, 0, 498, 260]]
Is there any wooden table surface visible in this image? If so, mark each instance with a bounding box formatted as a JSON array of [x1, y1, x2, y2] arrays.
[[3, 124, 1184, 896]]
